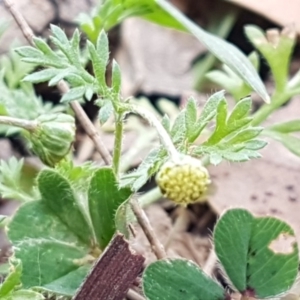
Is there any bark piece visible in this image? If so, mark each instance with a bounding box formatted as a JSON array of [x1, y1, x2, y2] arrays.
[[73, 233, 145, 300]]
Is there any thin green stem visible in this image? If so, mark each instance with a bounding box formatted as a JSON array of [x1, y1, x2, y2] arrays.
[[0, 116, 37, 131], [112, 113, 124, 177], [129, 104, 179, 160], [251, 90, 292, 126]]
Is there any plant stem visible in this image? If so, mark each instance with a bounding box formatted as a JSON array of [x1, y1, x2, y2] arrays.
[[112, 113, 124, 177], [130, 197, 166, 260], [139, 187, 162, 208], [251, 90, 291, 126], [4, 0, 112, 165], [0, 116, 37, 131], [129, 104, 179, 159]]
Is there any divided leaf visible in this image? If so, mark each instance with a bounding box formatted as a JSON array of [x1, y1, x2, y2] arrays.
[[143, 259, 228, 300], [120, 147, 167, 191], [214, 209, 299, 298], [0, 157, 39, 202], [88, 167, 132, 249], [194, 97, 266, 164]]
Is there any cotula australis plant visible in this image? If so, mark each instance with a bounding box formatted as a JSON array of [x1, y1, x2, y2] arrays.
[[0, 0, 299, 299]]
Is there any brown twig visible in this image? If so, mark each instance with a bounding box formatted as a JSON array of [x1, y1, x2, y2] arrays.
[[130, 197, 167, 260], [3, 0, 112, 165]]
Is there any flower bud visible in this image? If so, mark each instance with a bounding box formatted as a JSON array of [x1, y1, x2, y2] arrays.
[[27, 114, 75, 167], [156, 155, 210, 206]]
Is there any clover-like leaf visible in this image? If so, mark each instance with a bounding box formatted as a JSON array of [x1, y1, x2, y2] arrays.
[[214, 208, 299, 298], [194, 97, 267, 164], [88, 167, 132, 248], [7, 201, 90, 291], [143, 259, 228, 300], [38, 169, 93, 244]]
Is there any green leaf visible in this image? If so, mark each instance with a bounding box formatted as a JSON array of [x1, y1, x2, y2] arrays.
[[120, 147, 167, 191], [170, 110, 186, 144], [267, 120, 300, 133], [185, 97, 197, 143], [0, 157, 39, 202], [79, 0, 185, 42], [214, 208, 299, 298], [245, 25, 296, 92], [115, 199, 135, 238], [142, 259, 227, 300], [41, 265, 90, 296], [263, 130, 300, 157], [8, 201, 90, 290], [38, 169, 93, 244], [157, 0, 270, 103], [111, 59, 122, 94], [0, 260, 22, 297], [88, 167, 132, 249], [7, 290, 44, 300], [23, 69, 60, 84], [99, 100, 114, 125], [188, 90, 225, 143], [61, 86, 86, 103], [194, 97, 265, 164]]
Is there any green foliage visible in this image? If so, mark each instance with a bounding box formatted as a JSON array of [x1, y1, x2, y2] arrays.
[[245, 25, 295, 92], [214, 209, 299, 298], [143, 259, 228, 300], [0, 157, 39, 202], [78, 0, 185, 42], [142, 208, 299, 300], [157, 0, 269, 103], [0, 259, 44, 300], [207, 25, 300, 158], [206, 52, 259, 101], [193, 97, 266, 164], [0, 51, 65, 135], [6, 164, 132, 295], [25, 113, 75, 167], [88, 167, 132, 248]]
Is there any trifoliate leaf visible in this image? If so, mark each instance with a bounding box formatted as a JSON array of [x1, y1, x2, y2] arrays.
[[8, 201, 90, 291], [214, 208, 299, 298]]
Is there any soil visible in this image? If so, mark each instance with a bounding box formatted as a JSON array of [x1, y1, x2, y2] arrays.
[[0, 0, 300, 299]]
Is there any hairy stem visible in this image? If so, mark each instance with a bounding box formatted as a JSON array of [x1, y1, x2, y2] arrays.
[[4, 0, 112, 165], [0, 116, 37, 131], [112, 113, 124, 177], [129, 104, 178, 159]]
